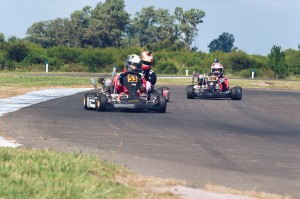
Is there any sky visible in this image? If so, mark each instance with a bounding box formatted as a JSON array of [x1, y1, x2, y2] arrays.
[[0, 0, 299, 55]]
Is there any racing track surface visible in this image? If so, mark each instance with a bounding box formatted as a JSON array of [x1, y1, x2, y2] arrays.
[[1, 85, 300, 197]]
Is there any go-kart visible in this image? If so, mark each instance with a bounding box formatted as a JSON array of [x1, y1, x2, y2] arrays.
[[83, 71, 167, 112], [186, 72, 242, 100]]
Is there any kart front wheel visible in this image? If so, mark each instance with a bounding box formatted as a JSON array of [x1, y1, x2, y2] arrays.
[[231, 86, 242, 100], [157, 95, 167, 113], [83, 93, 97, 110], [96, 94, 107, 111], [186, 85, 194, 99]]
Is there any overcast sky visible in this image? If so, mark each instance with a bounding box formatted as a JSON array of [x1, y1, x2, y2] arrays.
[[0, 0, 299, 55]]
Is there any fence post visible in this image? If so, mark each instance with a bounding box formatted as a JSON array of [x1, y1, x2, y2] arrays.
[[45, 59, 49, 73]]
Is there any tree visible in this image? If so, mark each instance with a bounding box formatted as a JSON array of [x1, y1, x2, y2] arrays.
[[26, 21, 56, 47], [268, 45, 288, 78], [285, 48, 300, 75], [69, 6, 91, 47], [85, 0, 130, 47], [208, 32, 235, 53], [0, 33, 5, 43], [47, 18, 70, 46], [174, 7, 205, 51], [130, 6, 177, 49]]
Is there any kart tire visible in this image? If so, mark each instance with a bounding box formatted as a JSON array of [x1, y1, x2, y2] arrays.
[[96, 94, 107, 111], [231, 86, 242, 100], [186, 85, 194, 99], [157, 95, 167, 113], [84, 92, 97, 110]]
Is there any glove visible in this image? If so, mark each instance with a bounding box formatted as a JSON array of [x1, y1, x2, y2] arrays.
[[139, 73, 144, 79], [98, 77, 105, 84], [146, 81, 152, 93], [219, 78, 224, 83]]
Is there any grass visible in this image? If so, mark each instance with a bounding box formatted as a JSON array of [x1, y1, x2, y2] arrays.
[[0, 72, 300, 90], [0, 148, 132, 199], [0, 75, 90, 87], [0, 147, 184, 199]]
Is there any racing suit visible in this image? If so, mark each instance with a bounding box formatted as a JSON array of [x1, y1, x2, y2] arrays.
[[113, 71, 147, 95], [141, 69, 157, 94], [211, 73, 229, 92]]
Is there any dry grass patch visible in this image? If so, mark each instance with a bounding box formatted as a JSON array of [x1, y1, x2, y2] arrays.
[[0, 131, 15, 141], [116, 172, 186, 199], [117, 173, 186, 188]]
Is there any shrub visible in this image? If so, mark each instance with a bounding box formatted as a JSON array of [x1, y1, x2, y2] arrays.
[[156, 60, 178, 74]]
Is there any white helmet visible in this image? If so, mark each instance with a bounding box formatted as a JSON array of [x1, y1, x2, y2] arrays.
[[125, 54, 141, 72], [211, 62, 223, 75]]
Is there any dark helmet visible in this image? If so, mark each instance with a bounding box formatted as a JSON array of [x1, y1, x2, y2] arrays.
[[214, 58, 219, 63]]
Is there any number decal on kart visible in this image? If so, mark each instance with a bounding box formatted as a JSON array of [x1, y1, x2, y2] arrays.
[[208, 76, 218, 81], [128, 75, 138, 82]]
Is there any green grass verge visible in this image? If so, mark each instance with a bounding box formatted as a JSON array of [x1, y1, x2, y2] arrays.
[[0, 73, 300, 90], [0, 75, 90, 87], [0, 148, 133, 199]]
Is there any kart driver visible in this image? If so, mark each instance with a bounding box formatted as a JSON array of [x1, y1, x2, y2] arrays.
[[140, 51, 157, 94], [113, 54, 144, 94], [210, 58, 229, 92]]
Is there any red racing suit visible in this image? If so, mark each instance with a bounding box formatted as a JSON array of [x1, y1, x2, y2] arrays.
[[208, 72, 229, 92], [113, 71, 147, 96], [219, 77, 229, 92]]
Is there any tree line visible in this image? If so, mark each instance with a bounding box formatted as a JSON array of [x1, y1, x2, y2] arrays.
[[25, 0, 205, 51], [0, 0, 299, 78]]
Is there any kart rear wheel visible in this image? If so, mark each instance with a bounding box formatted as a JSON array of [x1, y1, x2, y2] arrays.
[[186, 85, 194, 99], [83, 93, 97, 110], [157, 95, 167, 113], [96, 94, 107, 111], [231, 86, 242, 100]]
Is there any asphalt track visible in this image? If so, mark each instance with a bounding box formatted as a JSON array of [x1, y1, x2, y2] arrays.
[[1, 86, 300, 198]]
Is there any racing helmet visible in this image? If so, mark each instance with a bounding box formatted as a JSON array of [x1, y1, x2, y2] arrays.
[[211, 62, 223, 76], [125, 54, 142, 72], [140, 51, 153, 71]]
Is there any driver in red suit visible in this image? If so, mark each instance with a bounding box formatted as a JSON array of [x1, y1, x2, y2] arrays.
[[210, 58, 229, 92], [112, 54, 146, 96]]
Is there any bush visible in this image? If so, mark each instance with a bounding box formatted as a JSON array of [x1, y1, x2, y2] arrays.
[[236, 68, 274, 78], [60, 64, 88, 72], [0, 50, 7, 70], [228, 51, 252, 71], [156, 60, 178, 74], [47, 46, 82, 64], [5, 42, 29, 62], [80, 49, 115, 72]]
